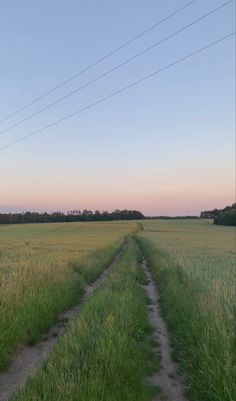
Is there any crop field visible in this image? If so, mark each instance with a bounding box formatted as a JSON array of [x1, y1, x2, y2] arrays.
[[0, 221, 137, 369], [137, 219, 236, 401], [0, 219, 235, 401]]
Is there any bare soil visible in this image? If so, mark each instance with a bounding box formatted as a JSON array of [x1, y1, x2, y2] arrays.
[[142, 258, 189, 401], [0, 246, 124, 401]]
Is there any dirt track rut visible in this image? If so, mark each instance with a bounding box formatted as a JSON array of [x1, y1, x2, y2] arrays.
[[142, 258, 189, 401]]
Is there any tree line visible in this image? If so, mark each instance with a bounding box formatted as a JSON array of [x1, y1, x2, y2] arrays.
[[0, 209, 144, 224], [201, 203, 236, 226]]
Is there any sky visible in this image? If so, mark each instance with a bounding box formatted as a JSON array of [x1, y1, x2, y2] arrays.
[[0, 0, 235, 216]]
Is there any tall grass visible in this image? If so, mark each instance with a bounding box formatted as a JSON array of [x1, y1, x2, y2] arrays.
[[137, 219, 236, 401], [0, 221, 137, 369], [11, 239, 156, 401]]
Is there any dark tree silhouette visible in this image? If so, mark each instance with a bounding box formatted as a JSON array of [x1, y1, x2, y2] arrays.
[[0, 209, 144, 224]]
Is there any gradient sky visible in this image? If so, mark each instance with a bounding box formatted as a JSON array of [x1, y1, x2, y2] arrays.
[[0, 0, 235, 216]]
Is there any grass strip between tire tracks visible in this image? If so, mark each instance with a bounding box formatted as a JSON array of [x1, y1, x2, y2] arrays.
[[12, 238, 158, 401]]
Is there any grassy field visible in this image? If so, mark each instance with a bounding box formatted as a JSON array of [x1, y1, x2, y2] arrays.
[[137, 219, 236, 401], [0, 221, 137, 369], [11, 238, 157, 401], [1, 219, 234, 401]]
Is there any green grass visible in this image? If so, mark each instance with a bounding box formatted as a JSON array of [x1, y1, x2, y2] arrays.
[[11, 238, 157, 401], [0, 221, 137, 369], [137, 219, 236, 401]]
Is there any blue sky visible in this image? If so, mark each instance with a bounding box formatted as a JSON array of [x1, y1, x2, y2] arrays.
[[0, 0, 235, 215]]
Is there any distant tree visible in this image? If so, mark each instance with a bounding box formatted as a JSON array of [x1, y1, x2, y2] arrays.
[[0, 208, 144, 224], [214, 204, 236, 226]]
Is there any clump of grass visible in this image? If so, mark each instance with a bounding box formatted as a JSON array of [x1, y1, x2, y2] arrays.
[[12, 238, 157, 401], [0, 221, 137, 369], [136, 219, 236, 401]]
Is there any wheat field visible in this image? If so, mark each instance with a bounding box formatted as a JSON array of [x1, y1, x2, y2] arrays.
[[137, 219, 235, 401], [0, 221, 137, 368]]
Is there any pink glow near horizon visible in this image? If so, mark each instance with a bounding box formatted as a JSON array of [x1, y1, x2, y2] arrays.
[[1, 177, 234, 216]]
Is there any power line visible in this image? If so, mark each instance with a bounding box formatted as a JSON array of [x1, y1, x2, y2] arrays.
[[0, 0, 232, 137], [0, 0, 199, 125], [0, 32, 234, 152]]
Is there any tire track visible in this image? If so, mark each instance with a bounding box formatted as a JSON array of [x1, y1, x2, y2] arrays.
[[141, 258, 189, 401]]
